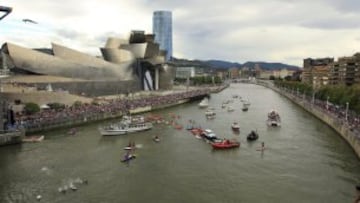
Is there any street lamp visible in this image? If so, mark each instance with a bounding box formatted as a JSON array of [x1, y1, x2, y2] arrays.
[[345, 102, 349, 122], [326, 96, 329, 110], [303, 91, 305, 101], [312, 91, 315, 105]]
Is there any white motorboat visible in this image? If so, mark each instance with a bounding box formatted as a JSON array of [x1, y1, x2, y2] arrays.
[[267, 110, 281, 127], [205, 109, 216, 116], [200, 129, 218, 141], [99, 122, 153, 136], [227, 106, 235, 112], [198, 98, 209, 108], [231, 122, 240, 131], [99, 115, 153, 136]]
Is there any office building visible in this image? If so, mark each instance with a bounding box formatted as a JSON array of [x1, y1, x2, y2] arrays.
[[153, 11, 172, 61]]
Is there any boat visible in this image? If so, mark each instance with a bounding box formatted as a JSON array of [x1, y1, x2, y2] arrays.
[[247, 130, 259, 141], [198, 98, 209, 108], [190, 127, 204, 135], [242, 104, 249, 112], [205, 109, 216, 117], [153, 136, 160, 142], [267, 110, 281, 127], [231, 122, 240, 131], [22, 135, 44, 143], [121, 154, 136, 162], [227, 106, 235, 112], [99, 116, 153, 136], [200, 129, 218, 141], [243, 100, 251, 106], [211, 139, 240, 149]]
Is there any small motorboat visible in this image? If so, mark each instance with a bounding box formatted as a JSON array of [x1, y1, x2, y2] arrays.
[[211, 139, 240, 149], [67, 128, 77, 135], [153, 136, 160, 142], [227, 106, 235, 112], [198, 98, 209, 108], [242, 103, 249, 112], [200, 129, 218, 141], [205, 109, 216, 117], [231, 122, 240, 131], [247, 130, 259, 141], [267, 110, 281, 127]]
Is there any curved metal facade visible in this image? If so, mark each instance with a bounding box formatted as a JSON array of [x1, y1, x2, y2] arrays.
[[3, 42, 133, 81], [100, 48, 134, 64], [2, 30, 174, 93]]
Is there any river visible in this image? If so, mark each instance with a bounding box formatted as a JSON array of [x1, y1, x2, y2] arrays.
[[0, 83, 359, 203]]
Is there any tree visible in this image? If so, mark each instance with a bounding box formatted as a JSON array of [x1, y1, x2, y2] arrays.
[[47, 102, 65, 110], [24, 102, 40, 115], [73, 101, 83, 108]]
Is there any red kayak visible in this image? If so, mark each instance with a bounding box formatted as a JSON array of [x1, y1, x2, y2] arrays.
[[211, 140, 240, 149]]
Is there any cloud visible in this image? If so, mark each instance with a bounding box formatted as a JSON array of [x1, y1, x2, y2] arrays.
[[1, 0, 360, 66]]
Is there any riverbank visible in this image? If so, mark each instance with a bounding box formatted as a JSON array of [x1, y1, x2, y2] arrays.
[[0, 130, 25, 146], [257, 80, 360, 159], [16, 85, 227, 135]]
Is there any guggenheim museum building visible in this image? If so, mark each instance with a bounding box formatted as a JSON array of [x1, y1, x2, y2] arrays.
[[0, 30, 175, 97]]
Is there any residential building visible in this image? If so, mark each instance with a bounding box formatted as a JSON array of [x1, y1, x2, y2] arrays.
[[228, 67, 240, 79], [153, 11, 172, 61], [312, 65, 329, 88], [329, 53, 360, 86], [302, 57, 334, 84]]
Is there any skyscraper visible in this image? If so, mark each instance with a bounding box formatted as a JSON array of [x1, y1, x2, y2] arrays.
[[153, 11, 172, 61]]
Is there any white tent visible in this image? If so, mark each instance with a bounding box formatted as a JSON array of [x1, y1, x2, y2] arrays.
[[40, 104, 50, 109]]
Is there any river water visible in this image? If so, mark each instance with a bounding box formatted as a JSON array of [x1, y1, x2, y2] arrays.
[[0, 83, 359, 203]]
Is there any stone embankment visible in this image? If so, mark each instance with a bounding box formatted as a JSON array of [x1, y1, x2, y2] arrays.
[[0, 129, 24, 146], [257, 80, 360, 159]]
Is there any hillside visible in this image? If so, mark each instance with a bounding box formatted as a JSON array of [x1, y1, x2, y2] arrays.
[[172, 57, 300, 70]]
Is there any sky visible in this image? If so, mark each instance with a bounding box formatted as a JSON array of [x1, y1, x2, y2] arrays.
[[1, 0, 360, 67]]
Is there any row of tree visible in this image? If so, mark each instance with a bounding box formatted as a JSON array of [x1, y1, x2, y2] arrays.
[[274, 80, 360, 114], [23, 101, 84, 115]]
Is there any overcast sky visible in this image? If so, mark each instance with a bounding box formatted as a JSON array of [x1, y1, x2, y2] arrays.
[[1, 0, 360, 67]]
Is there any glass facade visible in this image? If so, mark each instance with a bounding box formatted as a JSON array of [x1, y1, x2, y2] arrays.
[[153, 11, 172, 61]]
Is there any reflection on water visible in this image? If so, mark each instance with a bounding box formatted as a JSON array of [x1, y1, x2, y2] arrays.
[[0, 83, 359, 203]]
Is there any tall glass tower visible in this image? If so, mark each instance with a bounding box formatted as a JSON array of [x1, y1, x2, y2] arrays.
[[153, 11, 172, 61]]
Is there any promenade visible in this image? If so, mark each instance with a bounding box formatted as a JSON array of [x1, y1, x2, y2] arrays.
[[257, 80, 360, 159], [11, 85, 227, 134]]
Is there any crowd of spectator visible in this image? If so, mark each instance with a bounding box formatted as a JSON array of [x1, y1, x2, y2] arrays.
[[14, 88, 211, 130], [283, 87, 360, 138]]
